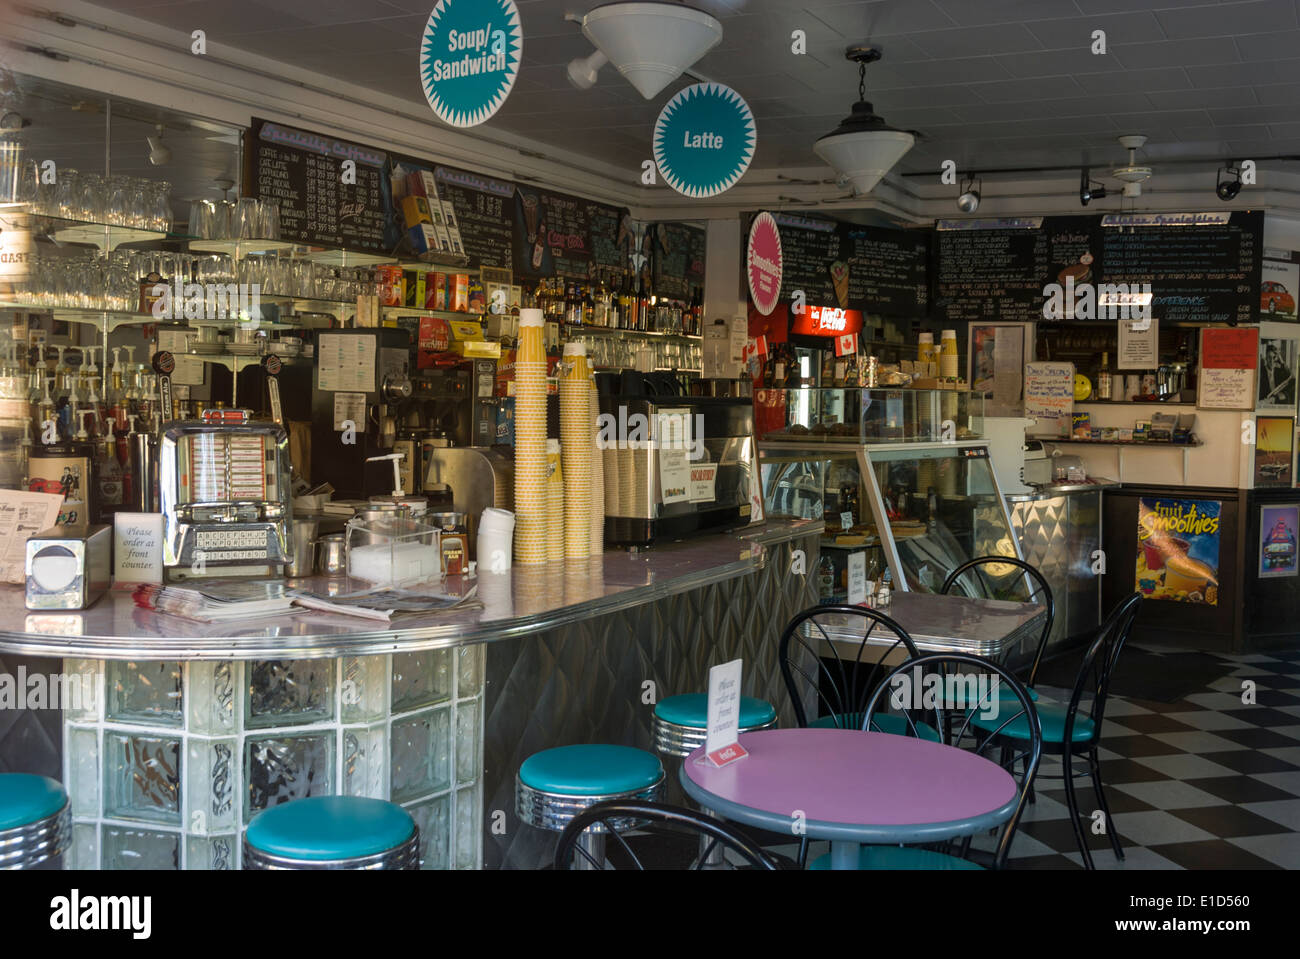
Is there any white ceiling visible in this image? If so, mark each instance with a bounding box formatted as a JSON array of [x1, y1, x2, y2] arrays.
[[56, 0, 1300, 182]]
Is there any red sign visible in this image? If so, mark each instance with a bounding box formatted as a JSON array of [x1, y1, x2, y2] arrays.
[[790, 305, 864, 338], [747, 212, 783, 316], [1200, 327, 1258, 369], [707, 741, 749, 767]]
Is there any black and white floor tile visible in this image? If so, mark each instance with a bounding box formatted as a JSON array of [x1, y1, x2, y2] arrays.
[[991, 644, 1300, 870]]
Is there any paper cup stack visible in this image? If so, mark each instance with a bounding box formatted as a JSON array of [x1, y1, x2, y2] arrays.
[[546, 439, 564, 563], [513, 309, 549, 565], [588, 378, 605, 554], [560, 343, 591, 560]]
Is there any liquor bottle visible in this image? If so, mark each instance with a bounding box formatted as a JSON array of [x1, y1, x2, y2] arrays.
[[1097, 351, 1112, 400], [593, 279, 609, 327], [817, 554, 836, 602], [821, 350, 835, 386], [784, 346, 801, 389], [635, 274, 647, 332], [617, 274, 630, 330]]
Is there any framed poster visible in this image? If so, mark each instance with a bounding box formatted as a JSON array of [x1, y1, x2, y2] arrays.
[[1135, 498, 1221, 605], [1261, 252, 1299, 320], [1259, 504, 1299, 578], [1258, 334, 1299, 412], [1254, 416, 1295, 488], [1197, 327, 1258, 410]]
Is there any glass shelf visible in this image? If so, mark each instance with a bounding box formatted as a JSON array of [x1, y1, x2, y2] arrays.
[[755, 387, 984, 445], [28, 213, 198, 248], [188, 238, 297, 257], [0, 302, 156, 332], [560, 323, 700, 339]]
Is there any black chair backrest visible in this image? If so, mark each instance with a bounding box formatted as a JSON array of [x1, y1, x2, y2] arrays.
[[941, 556, 1055, 686], [863, 651, 1043, 869], [553, 800, 783, 871], [1063, 591, 1143, 745], [778, 604, 921, 729]]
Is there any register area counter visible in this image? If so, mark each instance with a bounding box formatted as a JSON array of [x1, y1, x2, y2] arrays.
[[0, 519, 822, 870]]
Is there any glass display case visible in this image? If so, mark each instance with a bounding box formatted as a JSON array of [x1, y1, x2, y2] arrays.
[[754, 387, 984, 445], [759, 389, 1024, 600]]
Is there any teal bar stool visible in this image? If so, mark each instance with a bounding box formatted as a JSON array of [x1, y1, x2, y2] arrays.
[[516, 744, 664, 870], [652, 694, 778, 758], [0, 773, 70, 870], [243, 796, 419, 870]]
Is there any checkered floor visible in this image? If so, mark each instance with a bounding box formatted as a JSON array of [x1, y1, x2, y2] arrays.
[[769, 644, 1300, 870], [970, 643, 1300, 870]]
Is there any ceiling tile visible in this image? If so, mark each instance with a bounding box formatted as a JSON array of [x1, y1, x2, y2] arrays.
[[1208, 103, 1300, 124], [1075, 66, 1191, 94], [1111, 36, 1242, 68], [806, 0, 960, 37], [968, 75, 1086, 103], [934, 0, 1090, 26], [1234, 28, 1300, 60], [1155, 0, 1297, 39], [1185, 60, 1296, 86], [909, 23, 1047, 59], [1026, 12, 1167, 49], [994, 48, 1125, 78], [1148, 86, 1260, 109]]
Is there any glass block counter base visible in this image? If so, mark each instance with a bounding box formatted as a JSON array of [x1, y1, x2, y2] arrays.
[[62, 647, 484, 870]]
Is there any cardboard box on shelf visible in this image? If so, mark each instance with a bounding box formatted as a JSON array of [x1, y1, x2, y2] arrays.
[[417, 315, 452, 368], [425, 272, 447, 311], [408, 223, 439, 255], [450, 274, 470, 312], [406, 170, 439, 200], [401, 195, 434, 227], [402, 270, 426, 309]]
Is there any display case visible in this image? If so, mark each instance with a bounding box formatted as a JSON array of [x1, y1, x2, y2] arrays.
[[754, 387, 984, 445], [762, 420, 1023, 606]]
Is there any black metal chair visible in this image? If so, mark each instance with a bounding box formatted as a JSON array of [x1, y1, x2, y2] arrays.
[[941, 556, 1055, 692], [552, 799, 785, 871], [777, 604, 935, 739], [968, 591, 1143, 870], [802, 651, 1042, 870]]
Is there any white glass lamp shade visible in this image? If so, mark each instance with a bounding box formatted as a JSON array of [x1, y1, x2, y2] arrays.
[[813, 128, 914, 196], [581, 2, 723, 100]]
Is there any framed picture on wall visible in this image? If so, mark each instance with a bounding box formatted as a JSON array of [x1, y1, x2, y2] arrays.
[[1255, 416, 1295, 488], [1258, 336, 1299, 411], [967, 322, 1034, 418], [1259, 504, 1300, 578], [1198, 327, 1258, 411]]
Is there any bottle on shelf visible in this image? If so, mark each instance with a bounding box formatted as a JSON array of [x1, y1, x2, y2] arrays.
[[96, 416, 124, 518], [1097, 351, 1112, 400], [816, 554, 836, 602]]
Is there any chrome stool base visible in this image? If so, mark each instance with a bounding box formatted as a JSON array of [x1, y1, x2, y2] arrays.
[[516, 775, 666, 834], [652, 716, 778, 759], [0, 802, 70, 871], [242, 828, 420, 870]]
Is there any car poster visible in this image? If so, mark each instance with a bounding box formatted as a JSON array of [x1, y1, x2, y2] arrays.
[[1254, 416, 1295, 488], [1261, 253, 1299, 320], [1135, 498, 1221, 605], [1259, 504, 1300, 579]]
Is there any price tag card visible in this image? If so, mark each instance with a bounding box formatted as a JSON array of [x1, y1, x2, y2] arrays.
[[840, 511, 853, 531], [847, 551, 867, 605], [704, 659, 749, 767]]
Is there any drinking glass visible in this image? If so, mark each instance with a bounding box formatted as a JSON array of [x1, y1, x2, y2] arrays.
[[106, 176, 129, 226], [189, 199, 214, 240], [257, 200, 280, 240], [235, 197, 259, 239], [76, 173, 104, 223], [151, 181, 173, 233], [55, 169, 79, 220], [212, 200, 233, 240]]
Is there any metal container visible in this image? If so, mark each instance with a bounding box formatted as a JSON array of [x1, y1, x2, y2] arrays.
[[316, 533, 346, 574], [25, 523, 112, 610], [129, 432, 157, 512], [288, 517, 319, 577]]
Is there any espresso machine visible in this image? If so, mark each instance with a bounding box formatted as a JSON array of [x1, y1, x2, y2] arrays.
[[158, 409, 294, 581], [309, 328, 413, 498]]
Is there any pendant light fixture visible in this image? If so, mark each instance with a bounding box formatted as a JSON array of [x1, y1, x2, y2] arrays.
[[813, 45, 914, 196], [580, 2, 723, 100]]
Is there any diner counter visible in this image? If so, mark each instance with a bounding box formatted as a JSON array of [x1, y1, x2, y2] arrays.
[[0, 519, 822, 661]]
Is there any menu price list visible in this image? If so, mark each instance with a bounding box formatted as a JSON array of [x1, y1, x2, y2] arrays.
[[251, 120, 387, 253], [652, 222, 707, 299], [434, 165, 514, 270], [513, 185, 629, 281], [935, 228, 1049, 323], [771, 213, 928, 316]]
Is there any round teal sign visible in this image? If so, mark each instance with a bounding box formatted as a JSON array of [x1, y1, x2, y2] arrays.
[[653, 82, 756, 198], [420, 0, 522, 128]]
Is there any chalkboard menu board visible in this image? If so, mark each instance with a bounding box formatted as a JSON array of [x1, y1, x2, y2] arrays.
[[1099, 211, 1261, 325], [769, 212, 927, 316], [248, 119, 389, 253], [841, 225, 929, 315], [432, 165, 514, 270], [651, 222, 706, 298], [934, 211, 1263, 326], [512, 185, 629, 280]]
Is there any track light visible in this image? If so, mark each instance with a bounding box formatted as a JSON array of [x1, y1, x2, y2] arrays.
[[147, 124, 171, 166], [566, 50, 608, 89], [956, 174, 980, 213], [1216, 164, 1242, 201], [1079, 167, 1106, 206]]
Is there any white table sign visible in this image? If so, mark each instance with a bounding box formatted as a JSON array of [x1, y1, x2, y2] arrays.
[[113, 512, 164, 585], [847, 551, 867, 605], [705, 658, 749, 767]]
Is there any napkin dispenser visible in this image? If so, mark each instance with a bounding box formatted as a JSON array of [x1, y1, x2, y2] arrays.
[[25, 523, 112, 610]]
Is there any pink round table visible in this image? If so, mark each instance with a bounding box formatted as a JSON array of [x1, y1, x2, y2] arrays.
[[681, 727, 1019, 870]]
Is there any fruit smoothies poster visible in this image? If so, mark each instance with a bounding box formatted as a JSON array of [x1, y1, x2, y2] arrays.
[[1135, 498, 1221, 604], [1259, 504, 1299, 578]]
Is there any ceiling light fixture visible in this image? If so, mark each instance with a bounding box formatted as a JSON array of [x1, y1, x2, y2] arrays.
[[566, 50, 609, 90], [1216, 163, 1242, 201], [956, 174, 980, 213], [813, 44, 914, 197], [1111, 134, 1151, 198], [1079, 167, 1107, 206], [147, 124, 171, 166], [580, 2, 723, 100], [0, 112, 29, 132]]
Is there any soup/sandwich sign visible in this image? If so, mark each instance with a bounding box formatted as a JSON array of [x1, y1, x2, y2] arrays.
[[420, 0, 522, 128]]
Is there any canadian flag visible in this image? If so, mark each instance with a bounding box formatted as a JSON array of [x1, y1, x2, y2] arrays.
[[835, 333, 857, 357]]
